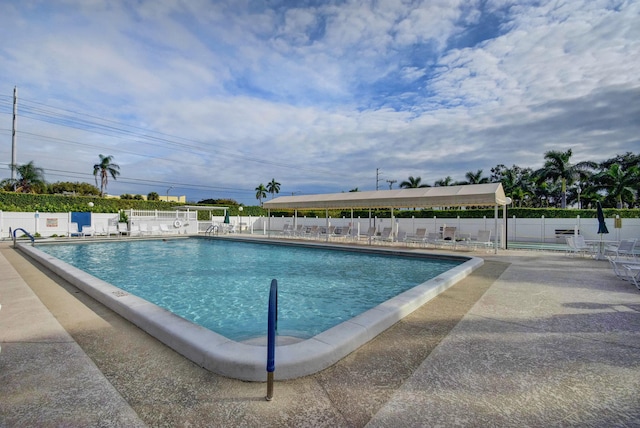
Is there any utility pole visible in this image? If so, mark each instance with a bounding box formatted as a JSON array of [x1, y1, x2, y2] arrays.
[[376, 168, 382, 190], [386, 179, 397, 190], [11, 86, 17, 182]]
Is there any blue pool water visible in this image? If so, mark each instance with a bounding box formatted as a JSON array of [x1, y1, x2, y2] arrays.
[[39, 238, 462, 341]]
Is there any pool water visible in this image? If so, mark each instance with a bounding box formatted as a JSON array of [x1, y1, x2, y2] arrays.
[[39, 239, 462, 341]]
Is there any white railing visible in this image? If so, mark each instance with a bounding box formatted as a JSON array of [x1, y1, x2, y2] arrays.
[[2, 210, 637, 246]]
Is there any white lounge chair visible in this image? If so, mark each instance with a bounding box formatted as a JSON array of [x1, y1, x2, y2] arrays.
[[360, 226, 377, 241], [331, 226, 350, 240], [304, 225, 319, 239], [81, 225, 95, 238], [117, 222, 129, 236], [68, 222, 81, 237], [439, 227, 458, 248], [566, 235, 591, 257], [281, 224, 294, 236], [319, 225, 335, 239], [291, 224, 305, 237], [160, 224, 172, 234], [605, 239, 637, 259], [373, 227, 393, 244], [406, 228, 428, 245], [139, 224, 150, 236], [467, 230, 492, 251], [424, 232, 441, 248], [442, 226, 457, 241], [128, 224, 141, 237], [95, 225, 109, 236], [622, 264, 640, 290]]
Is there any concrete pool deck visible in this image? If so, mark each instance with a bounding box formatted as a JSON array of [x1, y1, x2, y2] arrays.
[[1, 240, 640, 426]]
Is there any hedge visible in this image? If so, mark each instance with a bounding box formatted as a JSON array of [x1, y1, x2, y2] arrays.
[[1, 192, 638, 219]]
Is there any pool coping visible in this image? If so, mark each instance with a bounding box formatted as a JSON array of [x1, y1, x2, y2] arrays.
[[17, 238, 483, 381]]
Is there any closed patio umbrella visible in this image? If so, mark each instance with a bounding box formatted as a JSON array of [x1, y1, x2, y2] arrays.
[[597, 201, 608, 234], [224, 211, 230, 224], [595, 201, 609, 260]]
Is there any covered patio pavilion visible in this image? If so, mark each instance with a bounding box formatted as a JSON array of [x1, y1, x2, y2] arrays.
[[263, 183, 511, 251]]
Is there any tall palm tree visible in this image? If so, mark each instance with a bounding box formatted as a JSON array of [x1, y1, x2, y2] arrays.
[[266, 178, 281, 199], [399, 176, 430, 188], [92, 154, 120, 197], [434, 176, 453, 187], [594, 163, 639, 208], [533, 149, 596, 208], [463, 169, 489, 185], [491, 164, 534, 207], [1, 161, 47, 193], [255, 184, 267, 206]]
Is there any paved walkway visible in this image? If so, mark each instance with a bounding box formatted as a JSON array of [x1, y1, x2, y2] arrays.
[[1, 241, 639, 427]]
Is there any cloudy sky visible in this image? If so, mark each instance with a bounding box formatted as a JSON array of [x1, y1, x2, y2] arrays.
[[0, 0, 638, 205]]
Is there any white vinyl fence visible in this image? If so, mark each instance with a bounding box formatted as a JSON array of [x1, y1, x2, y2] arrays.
[[2, 210, 638, 247]]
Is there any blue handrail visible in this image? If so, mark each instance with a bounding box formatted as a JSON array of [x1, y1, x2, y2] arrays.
[[12, 228, 35, 246], [266, 278, 278, 401]]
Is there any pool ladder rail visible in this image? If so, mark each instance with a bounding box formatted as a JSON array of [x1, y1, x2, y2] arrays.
[[266, 278, 278, 401], [11, 227, 35, 247]]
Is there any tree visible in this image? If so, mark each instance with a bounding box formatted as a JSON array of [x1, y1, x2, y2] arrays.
[[0, 161, 47, 193], [93, 154, 120, 197], [255, 184, 267, 206], [266, 178, 281, 199], [147, 192, 160, 201], [491, 164, 534, 207], [48, 181, 100, 196], [533, 149, 596, 208], [462, 169, 489, 185], [399, 176, 430, 188], [434, 176, 453, 187], [593, 163, 639, 208]]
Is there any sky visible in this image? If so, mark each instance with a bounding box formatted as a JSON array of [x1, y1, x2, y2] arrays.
[[0, 0, 639, 205]]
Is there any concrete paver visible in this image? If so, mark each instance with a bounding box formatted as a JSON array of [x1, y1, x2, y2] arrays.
[[0, 245, 145, 427], [2, 241, 640, 427]]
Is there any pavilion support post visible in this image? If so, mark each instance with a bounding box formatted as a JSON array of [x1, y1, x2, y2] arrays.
[[494, 205, 499, 254], [325, 209, 329, 242]]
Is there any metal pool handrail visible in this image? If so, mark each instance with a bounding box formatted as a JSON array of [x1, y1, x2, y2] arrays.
[[12, 228, 35, 247], [266, 278, 278, 401]]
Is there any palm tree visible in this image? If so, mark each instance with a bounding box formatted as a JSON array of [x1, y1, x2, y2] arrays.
[[491, 164, 534, 207], [255, 184, 267, 206], [434, 176, 453, 187], [266, 178, 281, 199], [399, 176, 430, 188], [92, 154, 120, 197], [1, 161, 47, 193], [463, 169, 489, 185], [594, 163, 639, 208], [533, 149, 596, 208]]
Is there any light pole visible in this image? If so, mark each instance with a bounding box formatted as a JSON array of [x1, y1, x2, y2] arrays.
[[238, 206, 243, 233], [576, 185, 581, 209], [166, 186, 173, 202]]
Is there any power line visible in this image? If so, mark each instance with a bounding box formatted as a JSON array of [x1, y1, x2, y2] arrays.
[[0, 164, 254, 194], [1, 95, 339, 176]]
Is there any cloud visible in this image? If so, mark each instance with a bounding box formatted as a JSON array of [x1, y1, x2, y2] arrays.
[[0, 0, 638, 203]]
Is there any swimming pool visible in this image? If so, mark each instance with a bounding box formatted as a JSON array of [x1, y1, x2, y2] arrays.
[[19, 237, 483, 381], [36, 238, 462, 342]]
